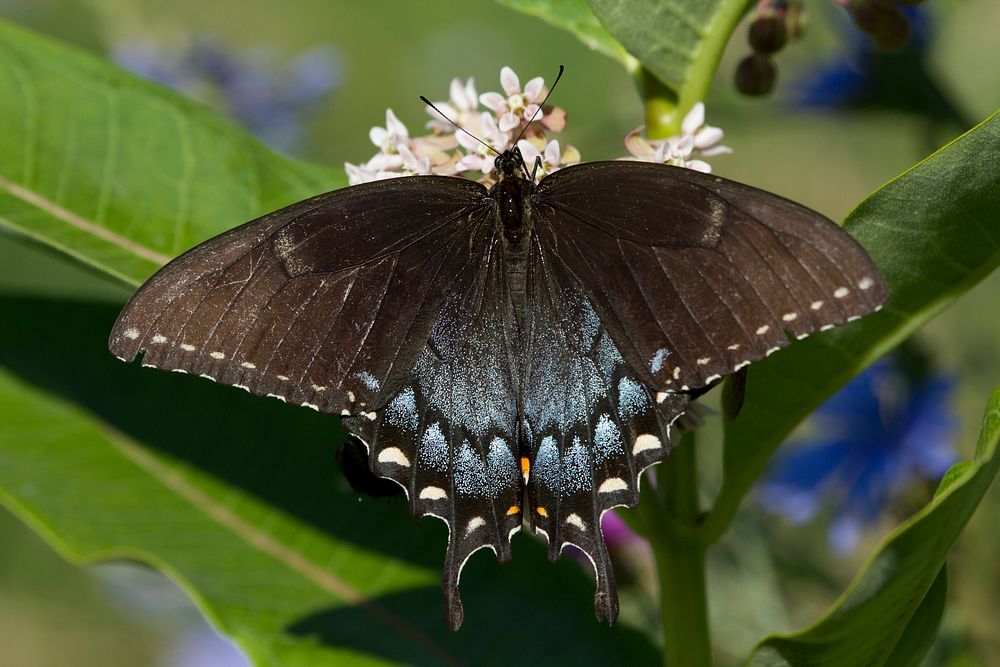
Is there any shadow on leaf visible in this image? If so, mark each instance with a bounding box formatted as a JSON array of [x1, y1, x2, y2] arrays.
[[0, 294, 442, 568]]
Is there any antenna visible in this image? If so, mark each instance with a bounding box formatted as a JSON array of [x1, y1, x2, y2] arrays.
[[513, 64, 564, 147], [419, 64, 567, 172], [420, 96, 500, 156]]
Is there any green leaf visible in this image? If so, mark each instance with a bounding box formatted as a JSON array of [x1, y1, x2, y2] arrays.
[[0, 19, 342, 288], [884, 567, 948, 667], [586, 0, 751, 114], [703, 108, 1000, 543], [747, 387, 1000, 666], [0, 295, 659, 666], [494, 0, 636, 68]]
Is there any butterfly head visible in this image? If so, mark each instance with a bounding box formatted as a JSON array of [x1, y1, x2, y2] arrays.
[[494, 147, 527, 182]]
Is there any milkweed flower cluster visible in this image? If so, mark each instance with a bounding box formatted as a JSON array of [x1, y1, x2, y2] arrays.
[[623, 102, 732, 173], [346, 67, 731, 186], [346, 66, 576, 186]]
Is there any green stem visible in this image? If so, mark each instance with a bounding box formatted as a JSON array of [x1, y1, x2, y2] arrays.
[[636, 0, 755, 138], [639, 67, 679, 140], [676, 0, 756, 119], [629, 5, 758, 662], [642, 433, 712, 667]]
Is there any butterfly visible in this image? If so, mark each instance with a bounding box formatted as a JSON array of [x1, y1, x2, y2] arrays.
[[109, 110, 886, 631]]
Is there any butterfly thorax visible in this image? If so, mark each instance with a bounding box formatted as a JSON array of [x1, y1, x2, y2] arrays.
[[492, 149, 535, 246], [492, 149, 535, 327]]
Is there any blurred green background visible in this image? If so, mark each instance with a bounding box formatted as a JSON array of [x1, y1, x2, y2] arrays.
[[0, 0, 997, 665]]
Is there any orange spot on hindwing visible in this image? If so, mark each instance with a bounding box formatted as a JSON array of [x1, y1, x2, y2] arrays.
[[536, 506, 549, 518], [506, 505, 521, 516]]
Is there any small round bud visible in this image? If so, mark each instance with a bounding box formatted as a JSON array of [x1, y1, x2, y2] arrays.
[[850, 0, 912, 52], [749, 16, 788, 55], [735, 54, 777, 97]]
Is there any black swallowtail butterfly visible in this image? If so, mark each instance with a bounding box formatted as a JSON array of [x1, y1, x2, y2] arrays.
[[109, 132, 886, 631]]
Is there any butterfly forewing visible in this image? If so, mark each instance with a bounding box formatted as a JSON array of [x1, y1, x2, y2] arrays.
[[110, 177, 490, 415], [533, 161, 887, 392]]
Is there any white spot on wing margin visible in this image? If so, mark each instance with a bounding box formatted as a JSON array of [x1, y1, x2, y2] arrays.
[[419, 486, 448, 500], [632, 434, 661, 455], [598, 478, 628, 493], [377, 447, 410, 467]]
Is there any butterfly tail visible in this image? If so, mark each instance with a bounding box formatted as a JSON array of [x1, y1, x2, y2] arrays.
[[443, 555, 466, 631], [593, 550, 620, 625]]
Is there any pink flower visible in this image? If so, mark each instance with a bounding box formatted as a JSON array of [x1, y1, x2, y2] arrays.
[[344, 146, 430, 185], [455, 112, 511, 175], [680, 102, 732, 158], [347, 67, 578, 187], [368, 108, 410, 161], [346, 108, 460, 184], [516, 138, 580, 181], [480, 66, 547, 133], [624, 102, 731, 173], [425, 77, 480, 133]]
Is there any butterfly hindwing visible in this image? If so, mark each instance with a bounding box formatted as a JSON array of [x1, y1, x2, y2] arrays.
[[344, 227, 522, 630], [521, 237, 691, 624], [533, 161, 888, 393]]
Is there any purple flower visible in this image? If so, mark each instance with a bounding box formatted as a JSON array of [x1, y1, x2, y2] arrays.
[[601, 510, 645, 549], [113, 36, 341, 153], [794, 5, 970, 129], [758, 356, 958, 554], [166, 627, 250, 667]]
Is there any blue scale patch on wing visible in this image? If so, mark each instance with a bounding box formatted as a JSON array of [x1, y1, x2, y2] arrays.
[[344, 231, 522, 631], [521, 237, 690, 625]]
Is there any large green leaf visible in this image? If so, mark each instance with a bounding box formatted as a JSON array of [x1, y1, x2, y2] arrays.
[[703, 108, 1000, 542], [493, 0, 636, 68], [747, 387, 1000, 666], [0, 19, 341, 288], [586, 0, 751, 109]]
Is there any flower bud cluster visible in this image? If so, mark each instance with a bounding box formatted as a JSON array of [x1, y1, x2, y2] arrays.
[[735, 1, 808, 97], [846, 0, 918, 52]]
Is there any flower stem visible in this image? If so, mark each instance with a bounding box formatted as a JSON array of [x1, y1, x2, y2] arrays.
[[642, 433, 712, 667], [638, 67, 679, 139]]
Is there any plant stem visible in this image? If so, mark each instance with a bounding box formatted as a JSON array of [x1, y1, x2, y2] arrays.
[[638, 67, 679, 139], [643, 433, 712, 667], [636, 1, 755, 138]]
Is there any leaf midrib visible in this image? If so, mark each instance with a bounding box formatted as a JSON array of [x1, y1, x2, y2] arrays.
[[0, 173, 171, 266], [103, 419, 465, 667]]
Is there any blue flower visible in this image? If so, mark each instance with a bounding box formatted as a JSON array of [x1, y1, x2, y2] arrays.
[[793, 6, 970, 129], [113, 36, 341, 153], [758, 356, 958, 554]]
